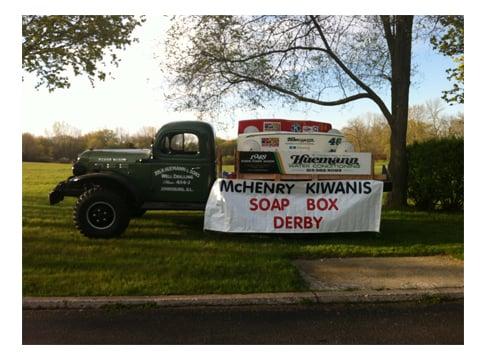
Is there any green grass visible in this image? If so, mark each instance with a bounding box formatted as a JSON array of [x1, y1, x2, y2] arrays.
[[23, 162, 464, 297]]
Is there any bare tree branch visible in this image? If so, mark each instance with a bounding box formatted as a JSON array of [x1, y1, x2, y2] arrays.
[[227, 70, 372, 106], [309, 15, 393, 124]]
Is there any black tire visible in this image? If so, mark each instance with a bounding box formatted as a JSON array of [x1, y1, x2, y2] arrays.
[[73, 187, 130, 238], [130, 208, 147, 218]]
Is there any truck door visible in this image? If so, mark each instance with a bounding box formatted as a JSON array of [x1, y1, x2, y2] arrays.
[[150, 131, 211, 203]]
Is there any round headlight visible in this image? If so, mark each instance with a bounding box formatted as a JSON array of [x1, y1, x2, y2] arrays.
[[72, 162, 87, 176]]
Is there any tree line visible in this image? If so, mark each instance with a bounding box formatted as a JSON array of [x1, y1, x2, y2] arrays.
[[22, 99, 463, 163], [22, 123, 158, 162], [342, 99, 464, 160], [22, 122, 238, 163]]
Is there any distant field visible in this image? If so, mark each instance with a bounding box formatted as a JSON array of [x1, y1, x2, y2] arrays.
[[23, 162, 463, 296]]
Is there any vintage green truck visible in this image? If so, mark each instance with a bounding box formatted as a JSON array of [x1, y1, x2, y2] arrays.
[[50, 120, 391, 238], [49, 121, 217, 238]]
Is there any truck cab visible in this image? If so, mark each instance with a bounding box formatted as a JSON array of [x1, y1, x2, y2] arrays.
[[49, 121, 217, 238]]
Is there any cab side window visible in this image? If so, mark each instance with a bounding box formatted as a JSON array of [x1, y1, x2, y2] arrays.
[[161, 133, 199, 155]]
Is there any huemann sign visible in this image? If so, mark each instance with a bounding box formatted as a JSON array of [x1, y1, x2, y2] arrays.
[[239, 151, 372, 175]]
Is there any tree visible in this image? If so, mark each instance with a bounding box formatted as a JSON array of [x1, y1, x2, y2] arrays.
[[165, 15, 415, 208], [22, 15, 144, 91], [430, 16, 464, 104], [22, 133, 41, 161], [131, 126, 157, 148], [342, 113, 390, 159], [85, 129, 119, 149], [47, 122, 85, 160]]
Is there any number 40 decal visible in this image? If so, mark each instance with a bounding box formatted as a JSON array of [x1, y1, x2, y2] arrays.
[[328, 137, 342, 146]]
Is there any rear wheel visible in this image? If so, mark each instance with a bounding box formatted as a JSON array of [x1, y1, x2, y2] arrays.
[[74, 187, 130, 238]]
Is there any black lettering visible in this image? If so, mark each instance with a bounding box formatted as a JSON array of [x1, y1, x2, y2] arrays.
[[220, 180, 234, 192], [276, 183, 285, 194], [335, 182, 345, 194], [363, 181, 372, 194], [306, 182, 317, 194], [285, 183, 295, 194], [243, 181, 254, 193], [320, 182, 336, 194], [263, 181, 275, 194], [346, 181, 357, 194]]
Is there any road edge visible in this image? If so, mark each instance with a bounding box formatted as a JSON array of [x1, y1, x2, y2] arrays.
[[23, 287, 463, 309]]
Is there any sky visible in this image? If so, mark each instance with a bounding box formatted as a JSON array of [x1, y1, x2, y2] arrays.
[[21, 15, 464, 139]]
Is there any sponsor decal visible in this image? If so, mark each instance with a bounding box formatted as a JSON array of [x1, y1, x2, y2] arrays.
[[239, 151, 279, 174], [263, 121, 281, 131], [261, 137, 279, 147], [291, 123, 302, 132], [302, 126, 319, 132], [286, 136, 315, 143], [290, 154, 359, 166]]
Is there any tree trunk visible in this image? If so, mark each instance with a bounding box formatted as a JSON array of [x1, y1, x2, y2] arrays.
[[386, 16, 413, 209]]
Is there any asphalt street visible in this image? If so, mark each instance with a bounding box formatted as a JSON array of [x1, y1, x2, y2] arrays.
[[23, 300, 464, 345]]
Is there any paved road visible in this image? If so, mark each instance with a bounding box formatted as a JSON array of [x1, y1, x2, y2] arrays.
[[23, 300, 463, 344]]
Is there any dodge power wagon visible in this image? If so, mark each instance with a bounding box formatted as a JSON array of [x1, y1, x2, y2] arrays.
[[50, 121, 217, 238]]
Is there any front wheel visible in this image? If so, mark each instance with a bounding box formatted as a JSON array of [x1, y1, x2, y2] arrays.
[[73, 188, 130, 238]]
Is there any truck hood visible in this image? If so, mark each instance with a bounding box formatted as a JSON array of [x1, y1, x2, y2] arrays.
[[78, 148, 151, 164]]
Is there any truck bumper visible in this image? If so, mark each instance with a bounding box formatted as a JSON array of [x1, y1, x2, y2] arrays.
[[49, 187, 64, 205], [49, 177, 83, 205]]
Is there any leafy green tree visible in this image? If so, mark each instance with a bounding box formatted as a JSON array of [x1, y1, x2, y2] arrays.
[[430, 15, 464, 104], [22, 15, 144, 91], [165, 15, 414, 208]]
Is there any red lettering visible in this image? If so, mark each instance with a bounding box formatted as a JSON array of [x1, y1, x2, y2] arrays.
[[249, 198, 258, 211], [272, 216, 323, 229], [328, 198, 338, 210], [306, 198, 315, 210], [285, 216, 293, 229], [306, 198, 339, 211], [304, 216, 312, 229], [318, 198, 328, 210], [274, 216, 283, 228], [294, 216, 303, 229], [271, 198, 281, 210], [259, 198, 270, 211], [251, 198, 290, 211]]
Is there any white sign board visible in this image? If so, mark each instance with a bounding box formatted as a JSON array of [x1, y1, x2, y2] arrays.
[[238, 151, 372, 175], [204, 179, 383, 233]]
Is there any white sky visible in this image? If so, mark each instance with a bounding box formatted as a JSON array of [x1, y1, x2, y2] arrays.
[[21, 15, 464, 139]]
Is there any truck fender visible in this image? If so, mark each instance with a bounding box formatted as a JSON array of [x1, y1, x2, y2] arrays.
[[66, 172, 144, 207]]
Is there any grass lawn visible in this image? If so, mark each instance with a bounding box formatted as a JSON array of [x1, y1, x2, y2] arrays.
[[23, 162, 463, 297]]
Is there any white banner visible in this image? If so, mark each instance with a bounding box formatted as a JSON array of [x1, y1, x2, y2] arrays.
[[204, 179, 383, 233]]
